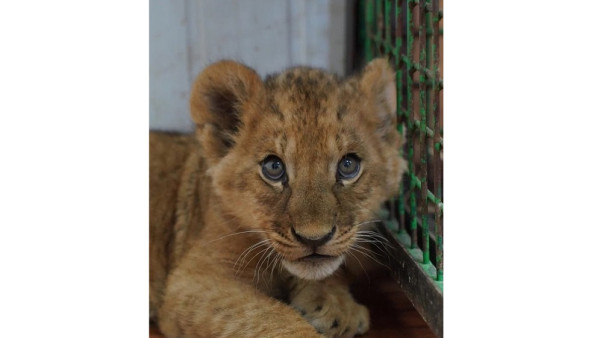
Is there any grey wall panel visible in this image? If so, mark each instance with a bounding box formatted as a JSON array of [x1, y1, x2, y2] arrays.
[[150, 0, 352, 132]]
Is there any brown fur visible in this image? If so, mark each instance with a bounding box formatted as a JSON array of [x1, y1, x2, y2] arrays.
[[150, 59, 406, 337]]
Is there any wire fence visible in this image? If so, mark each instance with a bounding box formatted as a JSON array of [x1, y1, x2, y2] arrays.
[[359, 0, 443, 335]]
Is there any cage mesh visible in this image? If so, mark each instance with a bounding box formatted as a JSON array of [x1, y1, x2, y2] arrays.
[[360, 0, 443, 334]]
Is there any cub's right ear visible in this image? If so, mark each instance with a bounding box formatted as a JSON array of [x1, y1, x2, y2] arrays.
[[190, 60, 263, 166]]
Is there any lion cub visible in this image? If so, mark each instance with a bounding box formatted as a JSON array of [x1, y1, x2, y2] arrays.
[[150, 58, 406, 337]]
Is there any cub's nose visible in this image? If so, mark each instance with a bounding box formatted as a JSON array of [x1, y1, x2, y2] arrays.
[[291, 226, 336, 249]]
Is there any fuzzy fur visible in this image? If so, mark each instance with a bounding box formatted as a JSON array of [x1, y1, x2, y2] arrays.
[[150, 58, 407, 337]]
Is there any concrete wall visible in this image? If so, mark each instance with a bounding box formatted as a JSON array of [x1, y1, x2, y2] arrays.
[[150, 0, 353, 132]]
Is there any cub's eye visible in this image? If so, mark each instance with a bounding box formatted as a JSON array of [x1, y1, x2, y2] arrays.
[[337, 154, 361, 180], [261, 155, 286, 182]]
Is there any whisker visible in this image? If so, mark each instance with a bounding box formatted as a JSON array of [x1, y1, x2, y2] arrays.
[[233, 239, 270, 272], [327, 219, 383, 246], [354, 235, 394, 250], [269, 254, 282, 283], [249, 247, 271, 283], [254, 247, 274, 285], [351, 242, 386, 259], [349, 244, 389, 269], [359, 234, 390, 244], [349, 246, 385, 269], [205, 230, 268, 245], [254, 246, 273, 284], [235, 241, 271, 276], [346, 250, 370, 282], [355, 230, 394, 248], [354, 239, 391, 254], [269, 234, 296, 247], [352, 219, 383, 228], [356, 229, 390, 241], [260, 248, 276, 283], [263, 249, 279, 285], [354, 233, 390, 242]]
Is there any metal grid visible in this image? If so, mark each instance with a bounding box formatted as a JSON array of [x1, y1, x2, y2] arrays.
[[359, 0, 443, 335]]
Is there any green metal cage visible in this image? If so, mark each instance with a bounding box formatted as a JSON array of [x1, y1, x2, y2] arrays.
[[358, 0, 443, 336]]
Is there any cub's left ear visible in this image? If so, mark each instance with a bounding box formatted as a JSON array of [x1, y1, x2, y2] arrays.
[[359, 58, 397, 137]]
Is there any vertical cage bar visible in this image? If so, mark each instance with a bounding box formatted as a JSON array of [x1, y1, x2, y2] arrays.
[[375, 0, 383, 53], [383, 0, 396, 232], [365, 0, 374, 62], [437, 0, 443, 141], [384, 0, 392, 55], [395, 0, 406, 233], [394, 0, 404, 130], [434, 113, 443, 281], [418, 0, 433, 266], [408, 0, 420, 250], [433, 0, 443, 282]]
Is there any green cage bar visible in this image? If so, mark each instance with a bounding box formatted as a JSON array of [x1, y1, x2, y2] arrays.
[[360, 0, 443, 336]]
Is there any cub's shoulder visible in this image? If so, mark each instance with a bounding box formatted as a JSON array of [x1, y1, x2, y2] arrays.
[[150, 131, 196, 194], [150, 131, 195, 153], [150, 131, 195, 165]]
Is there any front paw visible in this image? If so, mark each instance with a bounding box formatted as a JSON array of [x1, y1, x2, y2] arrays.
[[289, 282, 369, 337]]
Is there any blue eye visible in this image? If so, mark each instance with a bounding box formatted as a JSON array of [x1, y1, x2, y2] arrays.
[[261, 155, 286, 181], [337, 154, 361, 180]]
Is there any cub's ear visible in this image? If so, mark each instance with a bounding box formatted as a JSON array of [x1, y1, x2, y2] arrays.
[[359, 58, 397, 138], [190, 60, 263, 166]]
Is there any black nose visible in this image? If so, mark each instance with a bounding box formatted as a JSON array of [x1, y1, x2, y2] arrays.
[[292, 226, 336, 249]]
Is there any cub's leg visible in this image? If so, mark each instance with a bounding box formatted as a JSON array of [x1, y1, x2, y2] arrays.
[[288, 277, 370, 338], [158, 253, 322, 338]]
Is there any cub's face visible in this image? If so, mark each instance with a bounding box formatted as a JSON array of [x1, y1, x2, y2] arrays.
[[191, 59, 406, 280]]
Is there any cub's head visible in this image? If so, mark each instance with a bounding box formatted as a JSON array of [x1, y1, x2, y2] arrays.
[[191, 59, 406, 280]]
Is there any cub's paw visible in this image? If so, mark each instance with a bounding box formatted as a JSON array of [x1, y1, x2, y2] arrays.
[[289, 282, 369, 337]]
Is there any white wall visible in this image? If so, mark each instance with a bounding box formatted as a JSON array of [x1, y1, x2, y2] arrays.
[[150, 0, 353, 132]]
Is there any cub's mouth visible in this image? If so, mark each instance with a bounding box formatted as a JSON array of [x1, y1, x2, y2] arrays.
[[281, 253, 345, 281], [299, 253, 336, 262]]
